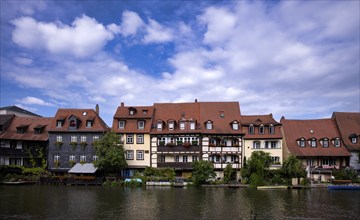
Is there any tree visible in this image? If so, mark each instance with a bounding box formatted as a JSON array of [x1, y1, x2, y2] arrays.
[[223, 164, 236, 184], [192, 160, 216, 186], [281, 155, 306, 179], [93, 131, 127, 175], [241, 151, 272, 186]]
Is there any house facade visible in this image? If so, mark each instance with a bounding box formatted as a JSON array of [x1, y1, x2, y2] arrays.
[[47, 107, 109, 173], [112, 103, 153, 177], [150, 102, 202, 178], [281, 117, 350, 182], [0, 116, 51, 167], [241, 114, 283, 169], [199, 102, 243, 178], [332, 112, 360, 172]]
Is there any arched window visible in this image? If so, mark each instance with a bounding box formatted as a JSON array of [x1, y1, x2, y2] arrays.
[[269, 124, 275, 134], [249, 124, 254, 134], [232, 121, 239, 130], [206, 121, 213, 130], [259, 124, 265, 134]]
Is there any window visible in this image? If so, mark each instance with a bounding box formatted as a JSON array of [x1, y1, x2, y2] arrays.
[[192, 155, 198, 162], [158, 155, 165, 162], [129, 110, 134, 115], [137, 150, 144, 160], [80, 155, 86, 163], [311, 139, 317, 147], [137, 134, 144, 144], [81, 136, 87, 143], [206, 121, 213, 130], [190, 122, 195, 130], [180, 122, 185, 130], [232, 122, 239, 130], [34, 128, 42, 134], [86, 120, 92, 128], [118, 120, 125, 129], [253, 141, 261, 149], [259, 124, 264, 134], [271, 156, 280, 163], [69, 155, 75, 162], [269, 124, 275, 134], [168, 122, 174, 130], [126, 135, 134, 144], [93, 136, 99, 142], [71, 136, 77, 143], [126, 150, 134, 160], [231, 155, 238, 163], [334, 138, 341, 147], [249, 124, 254, 134], [322, 139, 329, 148], [215, 155, 221, 163], [93, 155, 98, 162], [300, 139, 306, 147], [351, 137, 357, 144], [56, 120, 63, 127], [56, 135, 63, 142], [157, 122, 162, 130], [138, 121, 145, 130], [70, 120, 76, 127], [54, 155, 60, 162], [307, 159, 314, 166], [175, 155, 180, 162], [270, 141, 278, 149], [183, 155, 188, 162]]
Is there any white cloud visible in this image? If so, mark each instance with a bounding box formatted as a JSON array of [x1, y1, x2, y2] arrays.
[[143, 19, 173, 43], [120, 10, 144, 36], [11, 15, 114, 58], [18, 96, 55, 106]]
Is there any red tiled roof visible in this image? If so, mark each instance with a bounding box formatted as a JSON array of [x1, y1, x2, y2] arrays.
[[241, 114, 282, 139], [199, 102, 243, 135], [281, 118, 350, 157], [151, 102, 200, 134], [112, 105, 154, 133], [332, 112, 360, 151], [0, 116, 52, 141], [49, 109, 109, 132]]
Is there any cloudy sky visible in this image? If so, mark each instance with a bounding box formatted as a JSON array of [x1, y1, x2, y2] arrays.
[[1, 0, 359, 126]]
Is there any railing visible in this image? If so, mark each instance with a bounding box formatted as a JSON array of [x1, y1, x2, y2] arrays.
[[157, 145, 201, 152], [157, 162, 193, 169]]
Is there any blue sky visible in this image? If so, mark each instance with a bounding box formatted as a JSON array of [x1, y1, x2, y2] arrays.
[[1, 0, 359, 126]]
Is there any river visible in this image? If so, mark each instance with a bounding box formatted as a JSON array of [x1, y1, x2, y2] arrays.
[[0, 185, 359, 219]]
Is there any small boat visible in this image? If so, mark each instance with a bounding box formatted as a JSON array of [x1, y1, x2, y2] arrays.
[[328, 185, 360, 190], [257, 185, 288, 189]]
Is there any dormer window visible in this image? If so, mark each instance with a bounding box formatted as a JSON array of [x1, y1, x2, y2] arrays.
[[128, 107, 137, 116], [34, 125, 45, 134], [86, 120, 93, 128], [269, 124, 275, 134], [249, 124, 254, 134], [322, 138, 329, 148], [299, 138, 306, 147], [351, 137, 357, 144], [142, 110, 148, 115], [56, 120, 63, 128], [118, 120, 125, 129], [70, 120, 76, 127], [190, 122, 195, 130], [138, 121, 145, 130], [206, 121, 213, 130], [168, 121, 174, 130], [180, 122, 185, 130], [16, 125, 28, 134], [232, 121, 239, 130], [334, 138, 341, 147], [157, 121, 163, 130], [259, 124, 264, 134], [310, 138, 317, 147]]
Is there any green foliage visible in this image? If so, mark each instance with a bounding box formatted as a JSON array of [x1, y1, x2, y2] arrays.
[[192, 160, 215, 186], [332, 168, 358, 181], [241, 151, 272, 186], [223, 164, 236, 183], [143, 167, 175, 181], [281, 155, 306, 178], [93, 131, 127, 175]]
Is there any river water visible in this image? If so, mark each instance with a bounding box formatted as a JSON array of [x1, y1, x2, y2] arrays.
[[0, 185, 359, 219]]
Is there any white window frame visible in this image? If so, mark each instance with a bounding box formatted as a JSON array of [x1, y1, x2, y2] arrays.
[[70, 136, 77, 143], [168, 122, 174, 130], [259, 124, 265, 134], [206, 121, 213, 130], [56, 135, 63, 142], [253, 141, 261, 149], [93, 135, 99, 142], [323, 139, 329, 148], [126, 150, 134, 160], [158, 155, 165, 162], [311, 139, 317, 147], [175, 155, 180, 162], [232, 122, 239, 130], [137, 150, 144, 160], [93, 155, 98, 162], [137, 134, 144, 144], [119, 120, 125, 129], [249, 124, 254, 134], [80, 155, 86, 162], [157, 122, 162, 130], [138, 121, 145, 130], [56, 121, 62, 128], [69, 155, 75, 162], [180, 122, 185, 130], [190, 122, 195, 130], [269, 124, 275, 134], [334, 138, 341, 147], [126, 134, 134, 144], [183, 155, 188, 162], [81, 136, 87, 143], [54, 155, 60, 162], [86, 121, 92, 128], [351, 137, 357, 144], [192, 155, 198, 162]]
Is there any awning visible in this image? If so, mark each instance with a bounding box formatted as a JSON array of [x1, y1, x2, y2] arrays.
[[68, 163, 97, 174]]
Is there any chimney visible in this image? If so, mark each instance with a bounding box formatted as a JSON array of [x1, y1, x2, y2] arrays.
[[195, 99, 198, 102], [95, 104, 99, 115], [121, 102, 124, 107]]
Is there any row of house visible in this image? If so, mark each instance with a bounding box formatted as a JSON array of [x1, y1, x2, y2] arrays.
[[0, 102, 359, 180]]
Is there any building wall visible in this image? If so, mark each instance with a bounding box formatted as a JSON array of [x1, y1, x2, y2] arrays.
[[123, 134, 151, 168], [243, 139, 283, 168], [349, 151, 360, 171]]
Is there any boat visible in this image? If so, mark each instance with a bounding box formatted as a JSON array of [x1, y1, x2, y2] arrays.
[[257, 185, 288, 189], [328, 185, 360, 190]]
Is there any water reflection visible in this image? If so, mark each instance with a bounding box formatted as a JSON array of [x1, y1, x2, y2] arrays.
[[0, 186, 359, 219]]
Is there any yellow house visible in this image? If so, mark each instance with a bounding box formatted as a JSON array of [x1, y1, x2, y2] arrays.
[[112, 103, 153, 177], [241, 114, 283, 169]]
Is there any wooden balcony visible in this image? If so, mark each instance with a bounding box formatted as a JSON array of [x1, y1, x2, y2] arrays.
[[157, 162, 193, 169], [157, 145, 201, 152]]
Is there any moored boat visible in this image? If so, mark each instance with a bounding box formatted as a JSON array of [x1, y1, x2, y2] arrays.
[[328, 185, 360, 190]]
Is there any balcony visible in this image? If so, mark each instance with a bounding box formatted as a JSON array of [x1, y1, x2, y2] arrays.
[[157, 162, 193, 169], [157, 145, 201, 152]]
